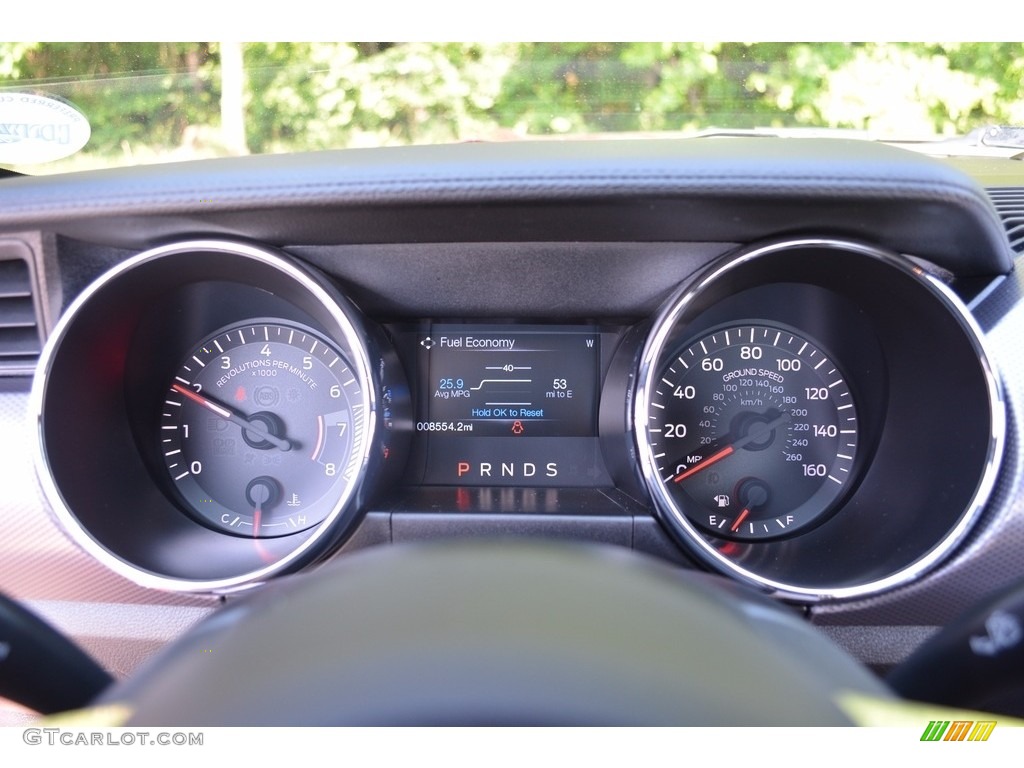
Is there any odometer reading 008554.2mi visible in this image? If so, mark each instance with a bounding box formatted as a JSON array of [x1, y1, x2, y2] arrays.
[[647, 324, 858, 541]]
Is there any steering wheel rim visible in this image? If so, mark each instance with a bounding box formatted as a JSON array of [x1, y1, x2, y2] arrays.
[[102, 541, 892, 725]]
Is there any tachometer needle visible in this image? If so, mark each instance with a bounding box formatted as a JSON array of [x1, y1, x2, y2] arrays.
[[171, 384, 292, 451]]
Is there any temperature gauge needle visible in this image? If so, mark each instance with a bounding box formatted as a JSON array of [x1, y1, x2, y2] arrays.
[[245, 477, 280, 539], [171, 384, 292, 451]]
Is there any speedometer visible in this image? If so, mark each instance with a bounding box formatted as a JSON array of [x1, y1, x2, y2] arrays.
[[632, 238, 1002, 599], [647, 324, 858, 541]]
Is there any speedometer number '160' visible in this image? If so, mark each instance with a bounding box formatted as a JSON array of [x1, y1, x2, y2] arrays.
[[647, 324, 858, 541]]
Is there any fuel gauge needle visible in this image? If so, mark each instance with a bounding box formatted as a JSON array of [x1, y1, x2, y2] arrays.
[[171, 383, 292, 451], [730, 508, 751, 532]]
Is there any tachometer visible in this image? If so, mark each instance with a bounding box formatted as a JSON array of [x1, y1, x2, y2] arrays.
[[647, 324, 858, 541], [34, 238, 408, 592], [161, 320, 363, 538]]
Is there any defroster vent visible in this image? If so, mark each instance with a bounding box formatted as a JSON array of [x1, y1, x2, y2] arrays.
[[987, 187, 1024, 256], [0, 240, 46, 375]]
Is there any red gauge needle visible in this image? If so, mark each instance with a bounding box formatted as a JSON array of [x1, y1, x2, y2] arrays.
[[246, 477, 278, 539], [671, 410, 791, 484], [171, 383, 292, 451], [172, 382, 231, 417], [673, 445, 734, 482], [730, 508, 751, 532]]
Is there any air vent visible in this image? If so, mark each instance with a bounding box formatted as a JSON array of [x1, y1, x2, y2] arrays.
[[0, 241, 45, 375], [987, 187, 1024, 255]]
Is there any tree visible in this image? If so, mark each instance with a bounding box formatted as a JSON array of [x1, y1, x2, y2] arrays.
[[2, 42, 1023, 171]]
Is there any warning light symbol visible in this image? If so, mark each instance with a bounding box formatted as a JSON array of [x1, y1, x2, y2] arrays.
[[235, 386, 247, 402], [511, 421, 525, 435]]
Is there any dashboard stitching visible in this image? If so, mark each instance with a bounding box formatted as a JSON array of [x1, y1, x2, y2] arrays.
[[0, 176, 996, 203]]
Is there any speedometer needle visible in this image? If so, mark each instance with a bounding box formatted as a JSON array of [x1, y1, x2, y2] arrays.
[[171, 384, 292, 451], [672, 410, 791, 483], [673, 445, 734, 482]]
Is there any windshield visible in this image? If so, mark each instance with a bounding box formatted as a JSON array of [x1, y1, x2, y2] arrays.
[[2, 42, 1023, 174]]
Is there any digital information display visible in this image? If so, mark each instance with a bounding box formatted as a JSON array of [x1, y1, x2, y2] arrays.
[[414, 325, 610, 487], [424, 327, 598, 436]]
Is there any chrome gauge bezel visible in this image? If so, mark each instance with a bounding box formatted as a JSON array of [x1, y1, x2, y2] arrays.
[[32, 240, 398, 593], [649, 321, 861, 542], [635, 239, 1005, 601]]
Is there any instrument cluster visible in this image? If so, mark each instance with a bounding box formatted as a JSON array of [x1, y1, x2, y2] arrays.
[[32, 237, 1004, 600]]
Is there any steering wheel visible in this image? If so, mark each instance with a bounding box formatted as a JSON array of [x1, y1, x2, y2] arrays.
[[96, 541, 892, 725]]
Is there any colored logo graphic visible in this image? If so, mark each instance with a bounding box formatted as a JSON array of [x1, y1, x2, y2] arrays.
[[920, 720, 997, 742]]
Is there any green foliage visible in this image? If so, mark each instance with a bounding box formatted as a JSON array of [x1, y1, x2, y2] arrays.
[[3, 42, 1024, 170], [0, 43, 39, 79], [1, 42, 218, 158], [244, 42, 515, 153]]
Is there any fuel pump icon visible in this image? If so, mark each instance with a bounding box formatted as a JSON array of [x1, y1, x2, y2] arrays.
[[714, 494, 730, 508]]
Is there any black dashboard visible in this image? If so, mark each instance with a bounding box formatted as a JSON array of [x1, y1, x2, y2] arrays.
[[2, 137, 1024, 723]]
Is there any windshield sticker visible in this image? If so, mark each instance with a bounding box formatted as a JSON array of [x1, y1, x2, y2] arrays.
[[0, 92, 90, 164]]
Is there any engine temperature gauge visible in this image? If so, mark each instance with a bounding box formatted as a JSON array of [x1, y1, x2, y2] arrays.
[[160, 320, 364, 538], [646, 324, 859, 541]]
